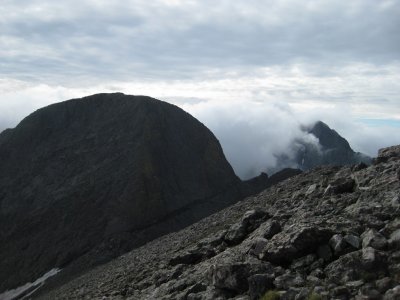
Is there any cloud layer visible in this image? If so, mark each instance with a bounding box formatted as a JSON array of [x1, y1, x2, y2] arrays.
[[1, 0, 399, 82]]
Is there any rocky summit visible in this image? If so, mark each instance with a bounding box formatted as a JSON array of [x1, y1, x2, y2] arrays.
[[275, 121, 371, 172], [0, 93, 279, 295], [38, 145, 400, 299]]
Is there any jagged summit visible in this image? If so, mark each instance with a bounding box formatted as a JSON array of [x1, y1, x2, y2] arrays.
[[308, 120, 352, 151], [275, 121, 371, 172]]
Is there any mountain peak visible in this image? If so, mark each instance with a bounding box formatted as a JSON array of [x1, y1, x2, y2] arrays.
[[0, 93, 246, 292], [308, 121, 351, 151], [273, 120, 371, 172]]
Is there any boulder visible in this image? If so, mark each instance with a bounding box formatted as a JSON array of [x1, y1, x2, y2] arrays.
[[375, 277, 393, 294], [225, 223, 248, 246], [344, 234, 361, 249], [325, 249, 387, 284], [225, 210, 269, 246], [273, 273, 305, 289], [305, 184, 318, 196], [329, 234, 347, 256], [383, 285, 400, 300], [324, 178, 355, 195], [207, 262, 272, 294], [362, 247, 387, 271], [249, 238, 268, 257], [389, 229, 400, 249], [248, 274, 275, 300], [260, 226, 332, 265], [362, 229, 388, 250], [290, 254, 316, 271], [241, 209, 269, 232], [261, 220, 282, 240], [208, 263, 250, 293]]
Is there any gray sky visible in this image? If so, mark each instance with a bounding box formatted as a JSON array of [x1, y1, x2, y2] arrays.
[[1, 0, 400, 177]]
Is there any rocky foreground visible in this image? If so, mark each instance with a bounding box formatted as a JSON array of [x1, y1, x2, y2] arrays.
[[40, 145, 400, 300]]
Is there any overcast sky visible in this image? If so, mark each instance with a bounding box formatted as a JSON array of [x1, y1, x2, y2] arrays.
[[1, 0, 399, 177]]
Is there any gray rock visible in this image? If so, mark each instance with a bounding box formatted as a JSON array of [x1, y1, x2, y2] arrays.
[[329, 234, 347, 256], [389, 229, 400, 248], [207, 263, 249, 293], [344, 234, 361, 249], [391, 195, 400, 207], [226, 210, 269, 246], [309, 268, 325, 279], [274, 273, 305, 289], [358, 286, 382, 300], [261, 220, 282, 239], [306, 184, 317, 196], [248, 274, 275, 300], [332, 286, 350, 297], [225, 223, 247, 245], [325, 249, 386, 284], [383, 285, 400, 300], [294, 288, 311, 300], [233, 296, 250, 300], [362, 229, 388, 250], [260, 226, 332, 264], [280, 288, 301, 300], [325, 178, 355, 195], [375, 277, 393, 293], [207, 262, 272, 295], [290, 254, 316, 271], [346, 280, 365, 290], [249, 238, 268, 257], [241, 209, 269, 232], [362, 247, 387, 271]]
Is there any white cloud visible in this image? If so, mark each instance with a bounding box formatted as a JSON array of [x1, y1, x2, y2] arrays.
[[1, 62, 399, 178]]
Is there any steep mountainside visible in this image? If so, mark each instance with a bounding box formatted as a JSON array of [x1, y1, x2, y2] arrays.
[[39, 145, 400, 300], [275, 121, 371, 172], [0, 93, 273, 294]]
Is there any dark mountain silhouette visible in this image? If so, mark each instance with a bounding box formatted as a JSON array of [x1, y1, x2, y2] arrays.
[[0, 93, 279, 294], [275, 121, 371, 171]]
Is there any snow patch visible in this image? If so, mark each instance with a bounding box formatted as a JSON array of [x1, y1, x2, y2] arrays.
[[0, 268, 61, 300]]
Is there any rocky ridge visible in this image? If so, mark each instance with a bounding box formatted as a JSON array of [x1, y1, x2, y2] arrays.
[[39, 145, 400, 299]]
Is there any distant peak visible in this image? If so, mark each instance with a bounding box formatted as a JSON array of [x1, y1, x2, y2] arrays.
[[311, 120, 330, 130]]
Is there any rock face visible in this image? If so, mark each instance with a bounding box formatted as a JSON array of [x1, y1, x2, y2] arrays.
[[276, 121, 371, 171], [38, 144, 400, 300], [0, 93, 271, 293]]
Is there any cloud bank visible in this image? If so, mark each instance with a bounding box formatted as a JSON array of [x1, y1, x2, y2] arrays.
[[1, 70, 399, 179], [1, 0, 399, 82]]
